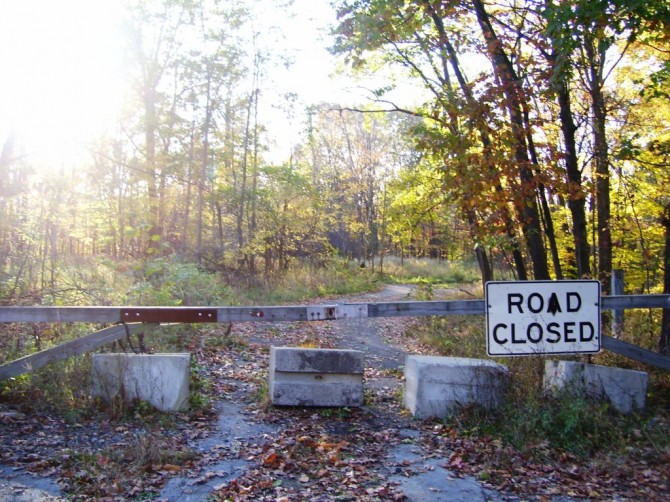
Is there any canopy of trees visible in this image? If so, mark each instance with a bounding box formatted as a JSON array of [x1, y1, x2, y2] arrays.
[[1, 0, 669, 351]]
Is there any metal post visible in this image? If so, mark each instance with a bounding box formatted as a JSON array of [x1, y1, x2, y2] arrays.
[[612, 269, 624, 338]]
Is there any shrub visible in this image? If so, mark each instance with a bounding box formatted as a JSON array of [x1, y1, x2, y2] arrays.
[[0, 354, 94, 420], [126, 256, 234, 306]]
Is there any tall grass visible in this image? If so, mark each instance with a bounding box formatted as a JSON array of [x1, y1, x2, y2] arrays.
[[414, 315, 488, 357], [229, 258, 379, 304], [381, 256, 480, 285]]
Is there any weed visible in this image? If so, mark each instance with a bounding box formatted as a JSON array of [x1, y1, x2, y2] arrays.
[[319, 407, 352, 419], [189, 356, 213, 412], [363, 387, 375, 406], [131, 399, 157, 419], [297, 337, 320, 348], [414, 315, 487, 358], [393, 385, 404, 404], [255, 379, 271, 411], [415, 281, 434, 300]]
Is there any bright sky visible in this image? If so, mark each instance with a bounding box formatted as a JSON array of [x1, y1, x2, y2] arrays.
[[266, 0, 347, 101], [251, 0, 427, 161], [0, 0, 124, 163], [0, 0, 421, 166], [270, 0, 425, 107]]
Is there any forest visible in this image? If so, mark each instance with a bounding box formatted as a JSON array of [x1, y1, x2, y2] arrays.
[[1, 3, 670, 499], [1, 0, 669, 348]]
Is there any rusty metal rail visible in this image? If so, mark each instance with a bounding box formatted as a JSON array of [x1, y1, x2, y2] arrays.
[[1, 294, 669, 377]]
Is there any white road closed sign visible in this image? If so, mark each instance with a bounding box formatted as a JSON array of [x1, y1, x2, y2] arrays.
[[486, 280, 601, 356]]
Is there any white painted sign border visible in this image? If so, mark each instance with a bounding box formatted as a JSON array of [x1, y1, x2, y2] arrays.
[[485, 280, 601, 357]]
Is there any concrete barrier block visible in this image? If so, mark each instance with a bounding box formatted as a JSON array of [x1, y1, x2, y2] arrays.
[[269, 347, 364, 407], [92, 353, 190, 412], [404, 355, 509, 419], [544, 360, 648, 413]]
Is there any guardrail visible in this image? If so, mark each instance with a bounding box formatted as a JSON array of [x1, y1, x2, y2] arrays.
[[1, 295, 668, 323], [1, 294, 669, 380]]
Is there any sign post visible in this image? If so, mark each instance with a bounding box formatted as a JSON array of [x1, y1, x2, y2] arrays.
[[485, 280, 601, 357]]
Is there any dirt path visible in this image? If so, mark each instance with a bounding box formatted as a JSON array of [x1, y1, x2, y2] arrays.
[[329, 284, 414, 370], [159, 283, 507, 501]]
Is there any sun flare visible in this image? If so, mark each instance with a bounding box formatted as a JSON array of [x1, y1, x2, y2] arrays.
[[0, 0, 124, 165]]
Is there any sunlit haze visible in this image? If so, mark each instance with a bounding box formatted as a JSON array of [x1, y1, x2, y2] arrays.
[[0, 0, 125, 165], [0, 0, 422, 167]]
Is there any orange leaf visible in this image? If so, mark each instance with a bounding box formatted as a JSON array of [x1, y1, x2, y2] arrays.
[[263, 452, 282, 468]]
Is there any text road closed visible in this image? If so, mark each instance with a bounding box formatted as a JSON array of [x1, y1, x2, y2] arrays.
[[486, 280, 601, 356]]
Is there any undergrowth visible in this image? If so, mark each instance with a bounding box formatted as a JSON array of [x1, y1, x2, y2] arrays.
[[231, 258, 379, 304], [416, 308, 670, 460], [0, 355, 95, 422], [448, 373, 670, 463], [381, 256, 480, 285]]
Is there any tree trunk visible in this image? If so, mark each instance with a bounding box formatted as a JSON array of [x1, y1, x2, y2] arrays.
[[523, 104, 562, 279], [197, 69, 213, 264], [237, 87, 254, 259], [422, 0, 526, 280], [183, 122, 195, 255], [660, 211, 670, 355], [143, 84, 161, 256], [224, 89, 236, 256], [585, 37, 612, 293], [472, 0, 550, 280], [248, 89, 260, 275], [215, 201, 225, 259], [555, 75, 591, 278], [468, 210, 493, 287], [115, 154, 126, 260]]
